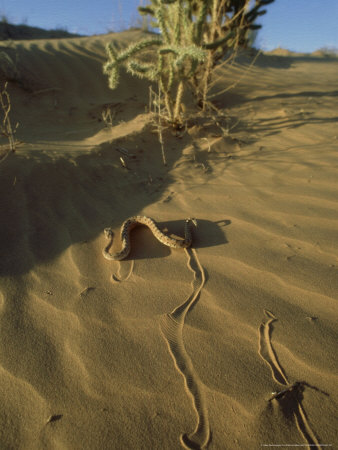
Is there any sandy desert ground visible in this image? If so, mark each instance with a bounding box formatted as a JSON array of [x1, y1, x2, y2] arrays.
[[0, 30, 337, 449]]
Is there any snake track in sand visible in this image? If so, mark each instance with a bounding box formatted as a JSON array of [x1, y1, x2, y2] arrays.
[[102, 216, 197, 261]]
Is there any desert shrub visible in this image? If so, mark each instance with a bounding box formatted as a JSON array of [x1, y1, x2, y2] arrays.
[[103, 0, 274, 126]]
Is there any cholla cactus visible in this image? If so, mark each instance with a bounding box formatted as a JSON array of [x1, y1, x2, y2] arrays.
[[103, 0, 274, 123]]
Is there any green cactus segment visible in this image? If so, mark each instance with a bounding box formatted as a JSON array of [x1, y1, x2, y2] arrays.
[[156, 4, 170, 44], [203, 30, 236, 50], [116, 38, 163, 64], [194, 0, 208, 45], [249, 24, 262, 30], [103, 38, 162, 89], [259, 0, 275, 5], [173, 45, 206, 69], [246, 7, 267, 23], [127, 60, 158, 80], [138, 7, 155, 16]]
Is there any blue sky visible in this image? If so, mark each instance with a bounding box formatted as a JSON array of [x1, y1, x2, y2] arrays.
[[1, 0, 337, 52]]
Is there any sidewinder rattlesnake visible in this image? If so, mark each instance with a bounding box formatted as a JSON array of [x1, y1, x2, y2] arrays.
[[103, 216, 197, 261]]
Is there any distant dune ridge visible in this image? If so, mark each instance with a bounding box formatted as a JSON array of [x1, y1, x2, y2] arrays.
[[0, 21, 82, 41], [0, 29, 337, 449]]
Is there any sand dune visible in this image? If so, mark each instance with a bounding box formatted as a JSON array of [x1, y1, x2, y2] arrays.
[[0, 30, 337, 449]]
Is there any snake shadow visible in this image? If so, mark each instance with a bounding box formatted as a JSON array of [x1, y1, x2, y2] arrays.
[[118, 218, 230, 261]]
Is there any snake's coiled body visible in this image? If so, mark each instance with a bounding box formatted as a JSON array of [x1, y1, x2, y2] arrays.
[[103, 216, 196, 261]]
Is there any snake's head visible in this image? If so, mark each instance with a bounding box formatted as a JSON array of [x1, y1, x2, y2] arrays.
[[186, 218, 197, 227], [104, 227, 113, 238]]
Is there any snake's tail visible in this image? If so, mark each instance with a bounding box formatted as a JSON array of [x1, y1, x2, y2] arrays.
[[111, 260, 134, 282]]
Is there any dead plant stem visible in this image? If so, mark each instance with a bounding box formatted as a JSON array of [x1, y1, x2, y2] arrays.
[[0, 82, 18, 164]]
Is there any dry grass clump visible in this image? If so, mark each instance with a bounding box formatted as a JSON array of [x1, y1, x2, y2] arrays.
[[0, 50, 20, 84], [0, 82, 19, 164]]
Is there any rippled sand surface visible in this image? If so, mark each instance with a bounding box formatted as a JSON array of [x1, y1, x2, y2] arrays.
[[0, 31, 337, 449]]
